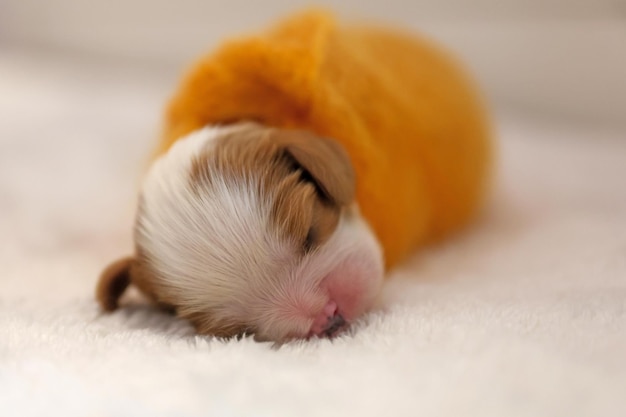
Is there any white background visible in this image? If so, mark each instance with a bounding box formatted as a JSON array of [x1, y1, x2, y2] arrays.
[[1, 0, 625, 128]]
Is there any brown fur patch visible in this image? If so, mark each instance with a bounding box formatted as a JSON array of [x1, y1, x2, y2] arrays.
[[273, 130, 356, 206], [95, 251, 174, 313], [188, 125, 353, 253], [96, 256, 134, 311]]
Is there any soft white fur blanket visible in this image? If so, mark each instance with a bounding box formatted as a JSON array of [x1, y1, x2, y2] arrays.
[[1, 49, 625, 417]]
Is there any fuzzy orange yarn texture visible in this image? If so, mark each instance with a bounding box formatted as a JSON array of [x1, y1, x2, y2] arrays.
[[159, 10, 492, 269]]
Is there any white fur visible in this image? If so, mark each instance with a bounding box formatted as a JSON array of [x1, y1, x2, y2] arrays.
[[136, 126, 383, 340]]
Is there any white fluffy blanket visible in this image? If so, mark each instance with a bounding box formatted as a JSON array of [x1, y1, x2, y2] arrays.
[[1, 49, 625, 417]]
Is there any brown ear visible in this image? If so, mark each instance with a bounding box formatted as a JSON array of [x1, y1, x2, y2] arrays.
[[96, 256, 134, 312], [276, 130, 355, 206]]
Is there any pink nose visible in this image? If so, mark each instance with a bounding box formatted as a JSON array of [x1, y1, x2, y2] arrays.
[[310, 301, 347, 337]]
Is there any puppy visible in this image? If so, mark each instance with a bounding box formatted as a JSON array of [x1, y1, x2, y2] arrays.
[[96, 10, 491, 342], [98, 123, 384, 341]]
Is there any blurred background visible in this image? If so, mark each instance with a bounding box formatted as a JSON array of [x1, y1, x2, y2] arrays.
[[1, 0, 625, 128]]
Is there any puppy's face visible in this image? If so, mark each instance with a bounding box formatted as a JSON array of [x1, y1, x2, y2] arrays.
[[98, 123, 384, 342]]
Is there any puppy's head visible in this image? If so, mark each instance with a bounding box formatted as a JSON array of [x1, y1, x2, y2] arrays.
[[98, 122, 384, 342]]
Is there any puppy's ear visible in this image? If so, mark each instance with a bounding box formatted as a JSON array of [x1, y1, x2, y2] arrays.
[[96, 256, 134, 311], [277, 130, 356, 206]]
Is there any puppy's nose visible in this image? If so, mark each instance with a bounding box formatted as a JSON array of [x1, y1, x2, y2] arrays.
[[323, 313, 346, 337]]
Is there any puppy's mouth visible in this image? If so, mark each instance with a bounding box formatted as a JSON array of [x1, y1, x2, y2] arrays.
[[308, 300, 348, 338]]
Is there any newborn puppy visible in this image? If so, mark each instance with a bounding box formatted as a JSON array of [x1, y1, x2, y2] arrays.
[[98, 122, 384, 342], [96, 9, 492, 343]]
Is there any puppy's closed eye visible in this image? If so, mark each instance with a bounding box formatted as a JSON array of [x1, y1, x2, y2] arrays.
[[281, 155, 329, 253], [303, 226, 317, 253], [286, 157, 325, 200], [274, 131, 355, 253], [276, 130, 356, 206]]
